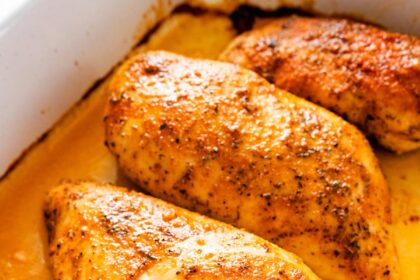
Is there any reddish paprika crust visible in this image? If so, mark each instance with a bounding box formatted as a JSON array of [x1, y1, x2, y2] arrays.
[[221, 15, 420, 153]]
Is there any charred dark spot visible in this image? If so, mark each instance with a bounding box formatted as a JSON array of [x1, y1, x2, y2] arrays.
[[332, 207, 349, 221], [143, 63, 160, 75], [294, 174, 303, 180], [260, 193, 272, 206], [344, 239, 360, 259], [367, 114, 375, 121], [187, 266, 198, 275], [110, 95, 120, 104], [267, 38, 277, 49], [273, 182, 283, 189], [44, 209, 52, 220], [214, 105, 219, 114], [235, 209, 241, 221], [409, 215, 420, 223], [275, 154, 283, 160], [261, 193, 271, 199], [181, 166, 193, 184]]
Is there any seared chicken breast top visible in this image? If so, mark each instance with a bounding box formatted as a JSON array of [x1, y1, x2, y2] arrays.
[[221, 15, 420, 153], [45, 181, 319, 280], [104, 51, 397, 279]]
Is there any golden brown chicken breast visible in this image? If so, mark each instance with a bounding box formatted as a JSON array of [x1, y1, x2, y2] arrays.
[[220, 16, 420, 153], [45, 181, 319, 280], [104, 51, 398, 279]]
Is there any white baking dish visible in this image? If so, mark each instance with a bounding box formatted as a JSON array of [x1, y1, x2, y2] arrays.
[[0, 0, 419, 279], [1, 0, 420, 175]]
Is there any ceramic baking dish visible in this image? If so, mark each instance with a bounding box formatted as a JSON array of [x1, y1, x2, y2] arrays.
[[1, 0, 420, 176], [0, 0, 419, 279]]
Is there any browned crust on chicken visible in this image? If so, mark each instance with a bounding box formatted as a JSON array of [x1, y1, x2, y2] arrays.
[[220, 15, 420, 153], [44, 181, 319, 280], [104, 51, 398, 279]]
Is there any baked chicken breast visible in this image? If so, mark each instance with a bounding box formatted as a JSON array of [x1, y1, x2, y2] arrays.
[[45, 181, 319, 280], [104, 51, 398, 279], [220, 16, 420, 153]]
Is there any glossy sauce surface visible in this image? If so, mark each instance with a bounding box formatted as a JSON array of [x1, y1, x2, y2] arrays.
[[0, 12, 418, 280]]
